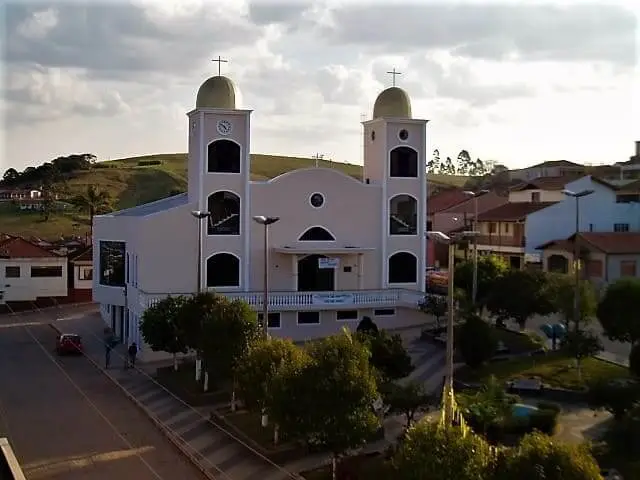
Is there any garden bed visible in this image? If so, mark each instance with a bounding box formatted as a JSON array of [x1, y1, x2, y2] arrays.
[[154, 362, 230, 406], [300, 452, 391, 480], [422, 324, 543, 355], [456, 352, 630, 391]]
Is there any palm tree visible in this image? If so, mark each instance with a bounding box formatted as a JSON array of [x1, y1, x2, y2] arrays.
[[72, 185, 112, 233]]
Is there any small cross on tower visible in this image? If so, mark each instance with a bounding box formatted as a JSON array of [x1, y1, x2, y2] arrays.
[[211, 55, 228, 76], [386, 67, 402, 87]]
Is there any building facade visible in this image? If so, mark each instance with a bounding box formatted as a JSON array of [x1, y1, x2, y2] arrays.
[[93, 75, 429, 361]]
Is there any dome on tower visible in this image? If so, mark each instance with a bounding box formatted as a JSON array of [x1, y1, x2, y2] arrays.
[[196, 75, 236, 109], [372, 86, 412, 119]]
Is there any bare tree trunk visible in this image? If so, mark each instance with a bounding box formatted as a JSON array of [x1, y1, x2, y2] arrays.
[[172, 353, 178, 371]]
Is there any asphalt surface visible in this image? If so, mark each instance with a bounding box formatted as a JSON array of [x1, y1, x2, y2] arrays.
[[0, 311, 206, 480]]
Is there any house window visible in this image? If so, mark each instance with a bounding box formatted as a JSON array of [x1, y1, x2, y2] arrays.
[[504, 223, 510, 233], [5, 266, 20, 278], [586, 260, 603, 278], [31, 266, 63, 278], [389, 194, 418, 235], [531, 192, 541, 203], [589, 224, 594, 232], [374, 308, 395, 317], [621, 260, 637, 277], [207, 191, 241, 235], [299, 226, 335, 241], [126, 253, 130, 283], [207, 139, 241, 173], [336, 310, 358, 321], [614, 223, 630, 232], [389, 147, 418, 178], [99, 241, 126, 286], [206, 253, 240, 287], [79, 267, 93, 281], [297, 311, 320, 325], [257, 312, 281, 329], [388, 252, 418, 284], [489, 222, 497, 234]]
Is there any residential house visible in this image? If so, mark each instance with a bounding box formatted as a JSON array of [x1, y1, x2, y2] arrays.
[[508, 176, 574, 203], [0, 189, 42, 201], [0, 235, 68, 305], [526, 176, 640, 259], [615, 179, 640, 204], [613, 141, 640, 179], [68, 246, 93, 303], [537, 232, 640, 287], [509, 160, 586, 182], [426, 188, 469, 266]]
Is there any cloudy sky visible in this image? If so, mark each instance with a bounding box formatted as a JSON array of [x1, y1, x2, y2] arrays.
[[2, 0, 639, 172]]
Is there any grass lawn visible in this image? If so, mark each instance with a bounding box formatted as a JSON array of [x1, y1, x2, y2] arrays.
[[301, 453, 392, 480], [456, 352, 630, 390], [0, 204, 90, 239]]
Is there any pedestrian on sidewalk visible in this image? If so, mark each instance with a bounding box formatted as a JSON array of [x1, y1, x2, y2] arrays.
[[126, 342, 138, 369]]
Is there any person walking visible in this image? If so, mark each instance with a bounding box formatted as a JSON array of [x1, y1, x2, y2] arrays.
[[127, 342, 138, 369]]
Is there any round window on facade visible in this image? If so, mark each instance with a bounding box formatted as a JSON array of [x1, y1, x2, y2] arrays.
[[398, 129, 409, 141], [310, 193, 325, 208]]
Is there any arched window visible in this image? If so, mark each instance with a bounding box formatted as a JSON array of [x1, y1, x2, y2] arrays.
[[208, 139, 240, 173], [388, 252, 417, 284], [206, 253, 240, 287], [207, 191, 240, 235], [299, 226, 335, 241], [389, 195, 417, 235], [389, 146, 418, 178]]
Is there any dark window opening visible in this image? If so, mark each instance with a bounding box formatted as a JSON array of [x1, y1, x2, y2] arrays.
[[99, 241, 126, 286], [5, 266, 20, 278], [614, 223, 630, 232], [390, 194, 418, 235], [207, 191, 240, 235], [297, 311, 320, 325], [336, 310, 358, 321], [389, 146, 418, 178], [299, 226, 335, 241], [374, 308, 395, 316], [207, 139, 241, 173], [388, 252, 418, 283], [258, 312, 281, 329], [206, 253, 240, 287], [31, 266, 63, 278], [343, 266, 352, 273]]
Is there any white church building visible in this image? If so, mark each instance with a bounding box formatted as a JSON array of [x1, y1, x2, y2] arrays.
[[93, 72, 430, 362]]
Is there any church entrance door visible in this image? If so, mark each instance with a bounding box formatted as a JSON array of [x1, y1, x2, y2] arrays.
[[297, 255, 335, 292]]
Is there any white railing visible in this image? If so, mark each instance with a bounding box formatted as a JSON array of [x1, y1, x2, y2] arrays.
[[140, 288, 425, 312]]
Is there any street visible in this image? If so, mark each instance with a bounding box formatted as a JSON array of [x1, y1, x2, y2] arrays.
[[0, 308, 206, 480]]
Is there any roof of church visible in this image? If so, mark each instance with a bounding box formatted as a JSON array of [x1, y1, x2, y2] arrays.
[[196, 75, 236, 109], [109, 193, 188, 217], [373, 86, 412, 119]]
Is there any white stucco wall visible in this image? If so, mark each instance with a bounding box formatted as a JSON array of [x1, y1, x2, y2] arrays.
[[0, 257, 68, 301]]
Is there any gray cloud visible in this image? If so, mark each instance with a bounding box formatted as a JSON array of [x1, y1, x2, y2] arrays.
[[323, 4, 637, 66], [247, 2, 312, 25]]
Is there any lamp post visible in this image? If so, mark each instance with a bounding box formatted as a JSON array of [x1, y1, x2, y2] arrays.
[[253, 215, 280, 339], [191, 210, 211, 293], [463, 189, 489, 306], [561, 189, 594, 332], [427, 230, 478, 425]]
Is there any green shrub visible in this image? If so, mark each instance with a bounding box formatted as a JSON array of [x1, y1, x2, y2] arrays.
[[137, 160, 162, 166], [528, 409, 559, 435], [537, 401, 561, 413]]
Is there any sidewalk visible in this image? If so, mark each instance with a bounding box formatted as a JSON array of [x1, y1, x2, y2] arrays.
[[50, 319, 303, 480]]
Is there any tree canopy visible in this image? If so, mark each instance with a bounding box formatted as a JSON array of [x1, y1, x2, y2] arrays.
[[358, 329, 414, 381], [597, 277, 640, 346], [548, 274, 598, 330], [454, 255, 508, 310], [139, 295, 189, 360], [458, 314, 498, 368]]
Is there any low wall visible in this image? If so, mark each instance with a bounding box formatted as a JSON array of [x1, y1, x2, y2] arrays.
[[0, 438, 26, 480]]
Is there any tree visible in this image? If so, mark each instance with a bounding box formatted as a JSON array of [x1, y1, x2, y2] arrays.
[[178, 292, 216, 382], [235, 337, 306, 442], [497, 431, 602, 480], [443, 156, 456, 175], [461, 376, 518, 436], [428, 149, 443, 173], [419, 293, 447, 329], [597, 277, 640, 347], [139, 295, 189, 371], [487, 269, 555, 330], [454, 255, 508, 312], [360, 330, 414, 381], [2, 168, 20, 185], [356, 316, 379, 335], [382, 381, 433, 430], [586, 380, 640, 420], [548, 274, 597, 331], [560, 330, 603, 381], [458, 314, 497, 368], [271, 331, 379, 480], [457, 150, 474, 175], [71, 184, 112, 231], [392, 420, 495, 480], [630, 344, 640, 378], [199, 295, 260, 406]]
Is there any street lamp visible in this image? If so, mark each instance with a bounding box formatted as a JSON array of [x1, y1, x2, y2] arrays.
[[561, 189, 594, 331], [191, 210, 211, 293], [253, 215, 280, 338], [463, 189, 489, 306], [427, 230, 478, 425]]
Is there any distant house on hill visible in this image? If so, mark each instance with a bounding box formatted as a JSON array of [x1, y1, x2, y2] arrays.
[[508, 160, 586, 182]]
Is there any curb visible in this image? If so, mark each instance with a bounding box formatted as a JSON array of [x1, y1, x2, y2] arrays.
[[47, 323, 217, 480], [4, 302, 95, 317]]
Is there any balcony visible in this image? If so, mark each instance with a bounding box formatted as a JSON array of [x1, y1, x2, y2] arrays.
[[139, 288, 425, 312], [475, 235, 526, 248]]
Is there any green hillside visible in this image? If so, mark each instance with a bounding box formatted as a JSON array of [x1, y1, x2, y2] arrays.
[[1, 153, 469, 240]]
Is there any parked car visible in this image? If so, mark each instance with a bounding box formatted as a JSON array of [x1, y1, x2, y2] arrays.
[[56, 333, 83, 355]]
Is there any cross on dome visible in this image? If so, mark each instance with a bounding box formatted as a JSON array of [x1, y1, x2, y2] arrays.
[[386, 68, 402, 87], [211, 55, 228, 76]]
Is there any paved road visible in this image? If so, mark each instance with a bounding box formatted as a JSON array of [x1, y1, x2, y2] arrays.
[[0, 320, 206, 480]]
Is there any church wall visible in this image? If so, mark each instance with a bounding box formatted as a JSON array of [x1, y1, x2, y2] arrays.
[[363, 119, 387, 184], [187, 111, 202, 204]]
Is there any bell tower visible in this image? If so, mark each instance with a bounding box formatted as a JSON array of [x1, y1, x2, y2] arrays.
[[186, 57, 252, 292], [362, 70, 429, 292]]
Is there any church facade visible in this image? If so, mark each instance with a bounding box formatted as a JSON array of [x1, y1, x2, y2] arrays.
[[93, 73, 430, 362]]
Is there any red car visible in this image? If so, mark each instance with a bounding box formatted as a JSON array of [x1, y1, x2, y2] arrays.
[[56, 333, 83, 355]]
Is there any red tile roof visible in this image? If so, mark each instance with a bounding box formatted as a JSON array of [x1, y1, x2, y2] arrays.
[[69, 245, 93, 263], [0, 235, 62, 258], [441, 191, 507, 215], [537, 232, 640, 254], [427, 188, 469, 215], [510, 175, 616, 192], [477, 202, 556, 222]]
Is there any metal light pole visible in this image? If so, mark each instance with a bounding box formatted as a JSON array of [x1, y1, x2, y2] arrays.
[[561, 189, 593, 332], [463, 190, 489, 306], [191, 211, 211, 293], [427, 230, 478, 425], [253, 215, 280, 339]]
